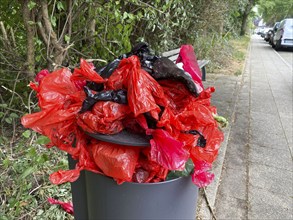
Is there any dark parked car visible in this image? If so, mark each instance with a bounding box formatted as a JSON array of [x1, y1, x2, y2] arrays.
[[264, 29, 273, 42], [269, 22, 280, 45]]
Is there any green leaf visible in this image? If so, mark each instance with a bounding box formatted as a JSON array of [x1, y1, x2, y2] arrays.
[[3, 158, 10, 169], [27, 147, 37, 157], [57, 2, 64, 11], [166, 159, 194, 180], [20, 167, 35, 179], [128, 13, 134, 20], [36, 153, 49, 164], [28, 1, 36, 10], [0, 104, 8, 108], [36, 135, 50, 145], [50, 16, 57, 27], [22, 130, 31, 138], [5, 118, 12, 124], [9, 112, 19, 119], [123, 12, 128, 20], [36, 209, 44, 216], [27, 20, 35, 25], [64, 35, 70, 43], [0, 215, 9, 220]]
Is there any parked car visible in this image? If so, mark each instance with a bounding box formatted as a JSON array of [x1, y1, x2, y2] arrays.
[[272, 18, 293, 50], [260, 27, 271, 38], [264, 29, 273, 42], [269, 22, 280, 45], [255, 26, 265, 35]]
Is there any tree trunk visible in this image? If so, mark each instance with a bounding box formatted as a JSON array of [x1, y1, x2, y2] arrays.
[[240, 0, 255, 36], [22, 0, 35, 79]]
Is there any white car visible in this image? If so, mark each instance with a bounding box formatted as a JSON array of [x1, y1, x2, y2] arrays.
[[273, 18, 293, 50]]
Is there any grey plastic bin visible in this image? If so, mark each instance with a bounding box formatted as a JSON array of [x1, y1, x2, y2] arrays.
[[70, 160, 198, 220], [69, 152, 199, 220], [85, 172, 198, 220]]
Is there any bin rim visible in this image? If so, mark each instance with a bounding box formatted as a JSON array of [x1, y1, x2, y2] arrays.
[[94, 172, 190, 186]]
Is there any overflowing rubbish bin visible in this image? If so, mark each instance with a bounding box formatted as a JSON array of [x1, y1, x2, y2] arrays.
[[21, 43, 224, 219]]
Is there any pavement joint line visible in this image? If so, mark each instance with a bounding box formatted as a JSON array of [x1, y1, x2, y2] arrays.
[[272, 49, 293, 70]]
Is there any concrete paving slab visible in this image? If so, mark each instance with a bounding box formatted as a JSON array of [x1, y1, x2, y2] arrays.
[[250, 94, 279, 114], [250, 111, 288, 150], [248, 186, 293, 220], [249, 163, 293, 196], [250, 132, 288, 150], [224, 142, 248, 171], [274, 98, 293, 115], [250, 81, 271, 90], [215, 195, 247, 219], [216, 167, 247, 200], [249, 144, 292, 171], [271, 89, 293, 101]]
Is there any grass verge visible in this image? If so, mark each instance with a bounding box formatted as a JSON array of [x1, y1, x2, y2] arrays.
[[212, 35, 250, 76], [0, 131, 73, 220]]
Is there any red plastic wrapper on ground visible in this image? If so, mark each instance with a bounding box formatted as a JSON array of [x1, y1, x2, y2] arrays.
[[48, 198, 74, 215]]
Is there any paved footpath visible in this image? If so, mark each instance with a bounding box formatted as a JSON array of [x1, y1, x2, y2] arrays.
[[197, 35, 293, 220]]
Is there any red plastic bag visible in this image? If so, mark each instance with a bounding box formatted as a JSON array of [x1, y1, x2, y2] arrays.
[[106, 55, 167, 119], [50, 169, 81, 185], [136, 114, 189, 171], [159, 80, 194, 113], [133, 149, 169, 183], [49, 131, 100, 185], [77, 101, 131, 134], [190, 125, 224, 164], [176, 45, 204, 90], [90, 140, 140, 183], [22, 67, 101, 185], [48, 198, 74, 215], [21, 67, 85, 157], [30, 68, 81, 110], [35, 69, 50, 83], [71, 58, 105, 85], [191, 159, 215, 187], [21, 47, 225, 188], [146, 129, 189, 171]]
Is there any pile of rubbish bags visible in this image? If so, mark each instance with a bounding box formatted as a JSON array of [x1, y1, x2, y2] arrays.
[[21, 43, 224, 187]]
